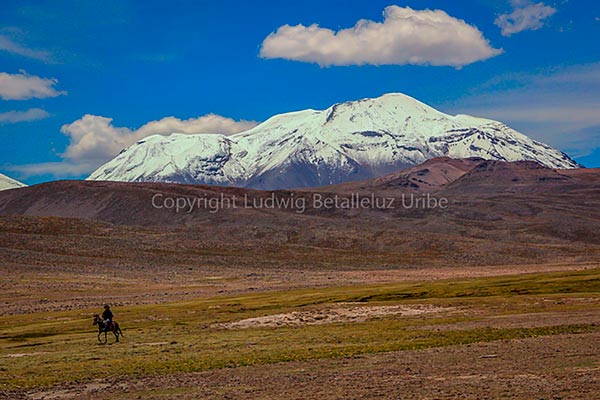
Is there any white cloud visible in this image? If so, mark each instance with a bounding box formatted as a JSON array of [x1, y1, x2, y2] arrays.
[[6, 161, 96, 179], [0, 34, 50, 61], [7, 114, 258, 179], [0, 71, 66, 100], [260, 5, 501, 68], [495, 1, 557, 36], [134, 114, 258, 138], [0, 108, 50, 123], [60, 114, 259, 164]]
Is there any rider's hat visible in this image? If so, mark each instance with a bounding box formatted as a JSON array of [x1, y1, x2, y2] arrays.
[[104, 304, 110, 309]]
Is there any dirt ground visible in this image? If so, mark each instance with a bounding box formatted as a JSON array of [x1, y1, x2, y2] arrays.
[[13, 332, 599, 400], [214, 304, 456, 329], [1, 211, 599, 399], [2, 262, 592, 316]]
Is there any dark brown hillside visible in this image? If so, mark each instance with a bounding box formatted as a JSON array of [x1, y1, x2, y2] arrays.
[[1, 158, 600, 315]]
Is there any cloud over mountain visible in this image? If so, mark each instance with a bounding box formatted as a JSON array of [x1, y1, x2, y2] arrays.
[[260, 6, 501, 68], [60, 114, 259, 164], [443, 62, 600, 158]]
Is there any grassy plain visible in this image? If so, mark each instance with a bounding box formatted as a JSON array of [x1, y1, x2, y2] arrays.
[[1, 268, 598, 396]]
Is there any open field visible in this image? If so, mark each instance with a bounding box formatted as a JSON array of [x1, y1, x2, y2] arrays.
[[2, 162, 600, 398], [1, 209, 599, 316], [1, 268, 599, 399]]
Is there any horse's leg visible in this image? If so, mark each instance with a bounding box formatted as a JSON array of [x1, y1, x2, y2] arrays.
[[114, 328, 119, 343], [97, 331, 102, 343], [104, 330, 108, 344], [115, 323, 123, 339]]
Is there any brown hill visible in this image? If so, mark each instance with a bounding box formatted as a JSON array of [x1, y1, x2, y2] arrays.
[[320, 157, 483, 194], [1, 158, 600, 230], [2, 157, 600, 315], [325, 157, 600, 195]]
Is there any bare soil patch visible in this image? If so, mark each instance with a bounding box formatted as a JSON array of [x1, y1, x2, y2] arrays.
[[215, 304, 455, 329]]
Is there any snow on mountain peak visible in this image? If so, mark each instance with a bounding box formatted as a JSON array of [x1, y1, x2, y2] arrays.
[[88, 93, 580, 189], [0, 173, 27, 191]]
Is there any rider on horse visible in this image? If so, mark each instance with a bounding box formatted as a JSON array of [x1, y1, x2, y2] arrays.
[[102, 304, 114, 330], [94, 305, 123, 343]]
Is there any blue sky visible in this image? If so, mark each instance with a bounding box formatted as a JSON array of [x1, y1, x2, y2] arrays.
[[1, 0, 599, 184]]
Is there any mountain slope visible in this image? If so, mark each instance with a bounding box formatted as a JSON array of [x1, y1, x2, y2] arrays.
[[321, 156, 592, 195], [0, 173, 26, 191], [4, 160, 600, 249], [88, 93, 579, 189]]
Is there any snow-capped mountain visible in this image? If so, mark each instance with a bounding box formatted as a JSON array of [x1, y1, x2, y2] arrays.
[[88, 93, 579, 189], [0, 173, 26, 191]]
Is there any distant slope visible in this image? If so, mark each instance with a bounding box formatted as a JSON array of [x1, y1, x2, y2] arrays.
[[88, 93, 579, 190], [324, 157, 485, 193], [0, 180, 261, 226], [2, 158, 599, 228], [441, 159, 576, 195], [4, 158, 600, 273], [321, 157, 592, 196]]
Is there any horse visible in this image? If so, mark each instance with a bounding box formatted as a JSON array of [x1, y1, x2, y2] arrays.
[[93, 314, 123, 344]]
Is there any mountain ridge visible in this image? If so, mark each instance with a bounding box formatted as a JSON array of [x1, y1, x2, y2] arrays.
[[4, 157, 598, 227], [87, 93, 580, 189]]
